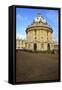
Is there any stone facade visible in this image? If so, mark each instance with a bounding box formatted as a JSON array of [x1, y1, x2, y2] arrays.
[[25, 14, 54, 51], [16, 39, 26, 49]]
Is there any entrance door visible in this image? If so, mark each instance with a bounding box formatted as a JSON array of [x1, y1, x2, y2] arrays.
[[48, 43, 50, 51], [34, 43, 37, 51]]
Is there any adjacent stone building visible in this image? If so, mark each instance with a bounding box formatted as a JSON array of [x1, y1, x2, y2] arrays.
[[16, 38, 26, 49]]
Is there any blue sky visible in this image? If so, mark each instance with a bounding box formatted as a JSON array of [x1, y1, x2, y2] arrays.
[[16, 7, 59, 42]]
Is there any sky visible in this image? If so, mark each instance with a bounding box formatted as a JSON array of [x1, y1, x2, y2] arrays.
[[16, 7, 59, 42]]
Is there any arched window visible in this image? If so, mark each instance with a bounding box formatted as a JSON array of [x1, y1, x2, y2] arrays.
[[41, 43, 44, 49], [28, 43, 30, 48]]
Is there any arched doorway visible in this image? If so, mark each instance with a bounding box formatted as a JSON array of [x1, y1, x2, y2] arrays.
[[34, 43, 37, 51], [48, 43, 50, 51]]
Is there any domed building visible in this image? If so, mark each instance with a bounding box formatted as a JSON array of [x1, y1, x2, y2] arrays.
[[25, 14, 54, 51]]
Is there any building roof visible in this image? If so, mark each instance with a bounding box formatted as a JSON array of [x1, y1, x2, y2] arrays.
[[26, 14, 53, 33]]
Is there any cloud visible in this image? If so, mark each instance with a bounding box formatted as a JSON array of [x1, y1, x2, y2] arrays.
[[17, 14, 22, 20], [16, 33, 26, 39], [17, 13, 28, 21]]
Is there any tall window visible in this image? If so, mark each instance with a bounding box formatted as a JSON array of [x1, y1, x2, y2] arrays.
[[41, 37, 43, 39], [34, 30, 36, 40], [47, 31, 48, 40]]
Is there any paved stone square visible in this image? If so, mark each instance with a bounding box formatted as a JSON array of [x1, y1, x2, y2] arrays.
[[16, 50, 59, 82]]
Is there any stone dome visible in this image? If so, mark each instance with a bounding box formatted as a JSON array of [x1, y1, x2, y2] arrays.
[[34, 14, 47, 23], [26, 14, 53, 33]]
